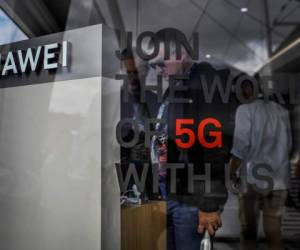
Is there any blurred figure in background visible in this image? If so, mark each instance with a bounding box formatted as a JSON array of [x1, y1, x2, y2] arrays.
[[229, 74, 292, 250], [119, 48, 159, 200]]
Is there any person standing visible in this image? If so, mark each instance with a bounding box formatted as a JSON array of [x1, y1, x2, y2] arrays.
[[119, 48, 159, 199], [229, 76, 292, 250], [149, 28, 229, 250]]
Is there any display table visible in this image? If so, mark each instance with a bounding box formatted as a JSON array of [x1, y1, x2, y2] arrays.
[[121, 201, 166, 250]]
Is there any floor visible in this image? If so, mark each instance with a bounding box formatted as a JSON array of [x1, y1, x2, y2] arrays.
[[214, 240, 300, 250]]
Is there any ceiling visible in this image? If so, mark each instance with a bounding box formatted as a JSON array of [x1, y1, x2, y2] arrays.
[[114, 0, 300, 74], [1, 0, 300, 74]]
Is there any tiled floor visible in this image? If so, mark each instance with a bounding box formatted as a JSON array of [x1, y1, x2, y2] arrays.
[[217, 192, 300, 240], [214, 240, 300, 250]]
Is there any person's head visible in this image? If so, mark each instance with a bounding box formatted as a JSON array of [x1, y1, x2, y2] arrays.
[[149, 28, 193, 79], [120, 48, 148, 93], [233, 73, 257, 100], [242, 79, 254, 100]]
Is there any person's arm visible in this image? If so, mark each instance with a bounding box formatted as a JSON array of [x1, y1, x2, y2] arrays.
[[196, 146, 229, 235], [197, 167, 228, 235], [296, 161, 300, 178], [285, 111, 299, 178], [198, 176, 228, 235], [198, 106, 251, 235], [295, 153, 300, 178], [229, 155, 242, 179], [229, 104, 251, 177]]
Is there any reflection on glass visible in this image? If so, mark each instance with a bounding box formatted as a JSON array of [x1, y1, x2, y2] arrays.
[[0, 9, 28, 45]]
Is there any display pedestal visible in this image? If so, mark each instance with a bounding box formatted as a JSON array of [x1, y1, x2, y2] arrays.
[[121, 201, 166, 250]]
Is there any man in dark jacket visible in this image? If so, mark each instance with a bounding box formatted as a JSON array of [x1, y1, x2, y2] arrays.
[[120, 28, 230, 250], [147, 28, 230, 250]]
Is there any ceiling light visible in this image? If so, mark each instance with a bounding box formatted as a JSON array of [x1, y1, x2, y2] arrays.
[[205, 54, 211, 59], [240, 7, 248, 13]]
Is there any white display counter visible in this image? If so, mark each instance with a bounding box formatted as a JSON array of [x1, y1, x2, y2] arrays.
[[0, 24, 121, 250]]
